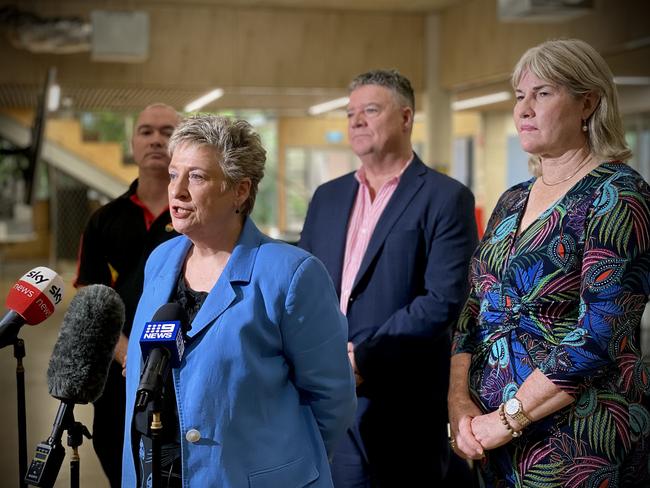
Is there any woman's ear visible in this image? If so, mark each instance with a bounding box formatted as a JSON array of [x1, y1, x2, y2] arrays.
[[234, 178, 251, 207], [582, 91, 599, 120]]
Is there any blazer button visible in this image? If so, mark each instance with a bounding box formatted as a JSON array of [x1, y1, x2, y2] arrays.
[[185, 429, 201, 443]]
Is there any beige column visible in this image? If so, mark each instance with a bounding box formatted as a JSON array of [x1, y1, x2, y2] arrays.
[[423, 13, 452, 172]]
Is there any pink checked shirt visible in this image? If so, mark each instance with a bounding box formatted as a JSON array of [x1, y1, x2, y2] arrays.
[[340, 157, 413, 314]]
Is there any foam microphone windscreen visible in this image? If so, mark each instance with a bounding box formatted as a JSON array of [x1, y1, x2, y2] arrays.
[[47, 284, 125, 404]]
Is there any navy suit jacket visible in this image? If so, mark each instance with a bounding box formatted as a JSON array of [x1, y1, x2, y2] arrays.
[[299, 155, 478, 475]]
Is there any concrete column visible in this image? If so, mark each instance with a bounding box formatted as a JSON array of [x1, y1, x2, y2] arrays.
[[423, 13, 452, 171]]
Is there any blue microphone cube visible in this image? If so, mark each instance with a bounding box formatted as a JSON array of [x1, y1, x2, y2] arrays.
[[139, 320, 185, 368]]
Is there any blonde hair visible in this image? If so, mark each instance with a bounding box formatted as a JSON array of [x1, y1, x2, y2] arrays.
[[511, 39, 631, 175]]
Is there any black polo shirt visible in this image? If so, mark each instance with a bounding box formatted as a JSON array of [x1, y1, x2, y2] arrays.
[[75, 179, 178, 336]]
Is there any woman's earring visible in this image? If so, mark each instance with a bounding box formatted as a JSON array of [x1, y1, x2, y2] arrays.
[[235, 207, 240, 214], [582, 119, 588, 132]]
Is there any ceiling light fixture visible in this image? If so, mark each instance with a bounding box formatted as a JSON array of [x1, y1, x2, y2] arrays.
[[184, 88, 224, 112], [452, 91, 511, 111], [308, 97, 349, 116], [47, 83, 60, 112], [614, 76, 650, 86]]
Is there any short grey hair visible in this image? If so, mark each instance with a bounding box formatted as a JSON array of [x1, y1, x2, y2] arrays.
[[349, 69, 415, 110], [512, 39, 631, 175], [168, 115, 266, 216]]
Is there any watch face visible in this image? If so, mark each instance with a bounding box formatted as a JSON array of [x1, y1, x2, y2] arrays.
[[505, 398, 520, 416]]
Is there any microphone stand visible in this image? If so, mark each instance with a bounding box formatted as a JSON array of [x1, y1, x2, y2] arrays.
[[136, 347, 171, 488], [14, 337, 27, 488], [67, 420, 91, 488], [0, 311, 29, 488], [136, 388, 164, 488], [150, 401, 163, 488], [24, 401, 91, 488]]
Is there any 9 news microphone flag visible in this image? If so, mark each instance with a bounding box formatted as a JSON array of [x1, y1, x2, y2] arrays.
[[136, 303, 188, 411]]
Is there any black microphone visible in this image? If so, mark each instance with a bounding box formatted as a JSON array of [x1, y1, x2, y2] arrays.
[[25, 284, 125, 487], [0, 266, 64, 349], [135, 303, 188, 411]]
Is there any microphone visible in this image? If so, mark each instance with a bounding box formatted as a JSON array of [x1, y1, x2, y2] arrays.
[[0, 266, 64, 349], [25, 284, 125, 487], [135, 303, 188, 411]]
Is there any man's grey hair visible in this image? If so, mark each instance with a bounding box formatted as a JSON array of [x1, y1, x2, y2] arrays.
[[348, 69, 415, 110], [168, 115, 266, 217]]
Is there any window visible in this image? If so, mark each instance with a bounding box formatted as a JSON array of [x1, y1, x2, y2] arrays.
[[283, 147, 357, 239]]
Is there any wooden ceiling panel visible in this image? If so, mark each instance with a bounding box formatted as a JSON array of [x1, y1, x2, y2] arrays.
[[15, 0, 461, 14]]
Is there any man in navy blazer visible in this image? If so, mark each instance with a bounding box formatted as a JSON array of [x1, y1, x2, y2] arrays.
[[299, 69, 478, 487]]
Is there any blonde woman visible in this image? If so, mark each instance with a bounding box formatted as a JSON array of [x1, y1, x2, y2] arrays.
[[449, 39, 650, 487]]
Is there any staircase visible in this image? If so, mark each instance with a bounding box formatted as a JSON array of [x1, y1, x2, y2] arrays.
[[0, 109, 138, 260], [0, 108, 136, 199]]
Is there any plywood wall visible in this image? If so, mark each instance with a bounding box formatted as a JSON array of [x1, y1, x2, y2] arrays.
[[0, 1, 426, 92], [440, 0, 650, 90]]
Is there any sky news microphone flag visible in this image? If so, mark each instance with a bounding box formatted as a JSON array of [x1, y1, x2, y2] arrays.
[[0, 266, 64, 348]]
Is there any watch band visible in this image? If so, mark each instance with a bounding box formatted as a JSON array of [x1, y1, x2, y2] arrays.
[[509, 409, 532, 428]]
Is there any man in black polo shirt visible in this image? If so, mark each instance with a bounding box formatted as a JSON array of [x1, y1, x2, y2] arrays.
[[75, 103, 181, 487]]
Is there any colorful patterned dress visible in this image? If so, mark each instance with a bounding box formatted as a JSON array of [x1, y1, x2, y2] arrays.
[[453, 162, 650, 487]]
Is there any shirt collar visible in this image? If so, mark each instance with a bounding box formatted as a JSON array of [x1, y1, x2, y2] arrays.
[[354, 154, 414, 186]]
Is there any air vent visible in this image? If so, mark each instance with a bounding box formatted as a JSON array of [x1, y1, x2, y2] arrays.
[[91, 11, 149, 63], [498, 0, 594, 23]]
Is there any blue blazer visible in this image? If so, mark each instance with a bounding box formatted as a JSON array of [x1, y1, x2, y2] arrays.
[[122, 219, 356, 488], [299, 155, 478, 478]]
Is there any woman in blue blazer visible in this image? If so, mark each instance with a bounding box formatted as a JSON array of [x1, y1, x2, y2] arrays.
[[122, 115, 356, 488]]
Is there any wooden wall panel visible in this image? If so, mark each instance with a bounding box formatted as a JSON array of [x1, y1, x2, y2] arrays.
[[147, 6, 238, 88], [440, 0, 650, 90], [0, 1, 425, 91]]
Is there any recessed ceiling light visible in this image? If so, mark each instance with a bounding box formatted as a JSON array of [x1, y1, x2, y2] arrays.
[[452, 91, 511, 111], [308, 97, 349, 116], [614, 76, 650, 86], [184, 88, 224, 112], [47, 83, 61, 112]]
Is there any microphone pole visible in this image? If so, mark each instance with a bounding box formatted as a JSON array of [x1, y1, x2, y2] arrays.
[[136, 347, 172, 488], [136, 349, 169, 488], [66, 413, 91, 488], [0, 311, 29, 488], [136, 346, 173, 488], [15, 336, 27, 488], [151, 400, 163, 488]]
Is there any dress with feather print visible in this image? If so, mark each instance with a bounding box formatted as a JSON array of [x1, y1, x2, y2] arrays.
[[453, 162, 650, 488]]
